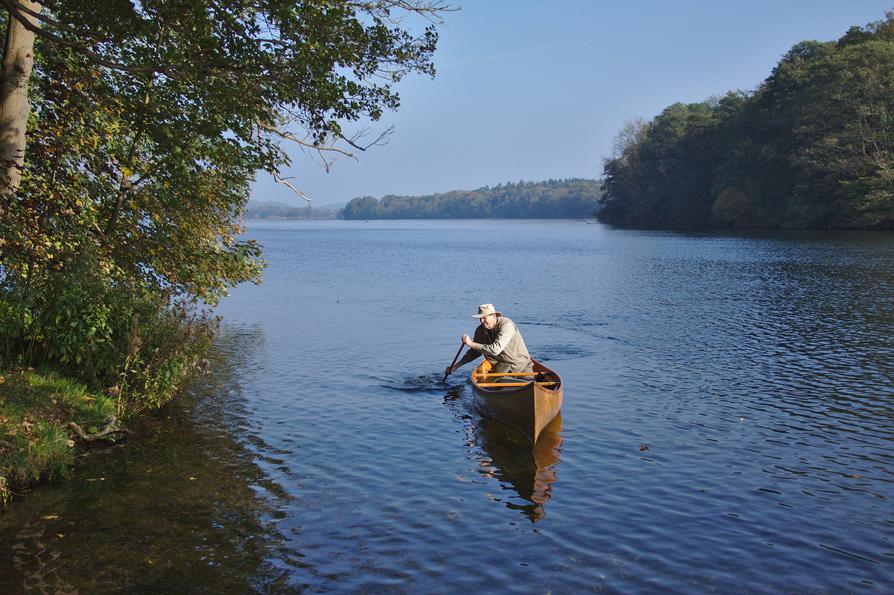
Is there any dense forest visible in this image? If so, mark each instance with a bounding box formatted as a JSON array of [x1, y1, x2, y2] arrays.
[[341, 179, 602, 219], [599, 13, 894, 230]]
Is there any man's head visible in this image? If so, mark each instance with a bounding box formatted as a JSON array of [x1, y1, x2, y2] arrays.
[[472, 303, 501, 329]]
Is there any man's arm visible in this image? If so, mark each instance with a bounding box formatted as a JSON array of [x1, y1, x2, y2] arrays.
[[450, 326, 487, 371], [452, 346, 482, 370]]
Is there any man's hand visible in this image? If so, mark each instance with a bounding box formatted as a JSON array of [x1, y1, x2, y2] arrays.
[[462, 333, 474, 348], [444, 365, 454, 376]]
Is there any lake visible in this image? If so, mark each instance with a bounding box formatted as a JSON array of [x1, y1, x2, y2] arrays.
[[2, 220, 893, 591]]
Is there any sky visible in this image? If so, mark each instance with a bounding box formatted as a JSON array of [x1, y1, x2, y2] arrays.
[[250, 1, 894, 207]]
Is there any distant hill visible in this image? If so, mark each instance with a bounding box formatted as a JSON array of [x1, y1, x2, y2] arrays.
[[341, 179, 603, 220], [245, 200, 342, 220]]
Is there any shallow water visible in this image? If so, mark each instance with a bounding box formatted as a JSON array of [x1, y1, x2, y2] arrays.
[[2, 220, 893, 591]]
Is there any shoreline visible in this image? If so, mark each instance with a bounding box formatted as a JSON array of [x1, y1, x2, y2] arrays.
[[0, 367, 119, 508]]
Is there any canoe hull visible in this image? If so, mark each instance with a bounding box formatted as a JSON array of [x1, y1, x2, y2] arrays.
[[471, 359, 563, 444]]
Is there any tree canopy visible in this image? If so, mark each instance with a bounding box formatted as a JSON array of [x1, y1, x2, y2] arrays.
[[0, 1, 448, 405], [599, 12, 894, 230]]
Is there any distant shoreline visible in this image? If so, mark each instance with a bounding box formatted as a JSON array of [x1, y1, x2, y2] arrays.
[[243, 216, 601, 222]]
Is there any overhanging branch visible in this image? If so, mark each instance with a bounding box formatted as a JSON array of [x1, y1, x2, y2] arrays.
[[2, 0, 171, 75], [271, 173, 312, 203]]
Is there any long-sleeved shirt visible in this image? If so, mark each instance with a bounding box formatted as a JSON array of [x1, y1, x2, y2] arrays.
[[456, 316, 533, 372]]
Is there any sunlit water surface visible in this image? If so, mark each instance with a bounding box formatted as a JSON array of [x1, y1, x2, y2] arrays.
[[2, 220, 893, 591]]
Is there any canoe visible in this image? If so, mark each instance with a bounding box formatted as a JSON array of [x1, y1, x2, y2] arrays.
[[471, 358, 563, 444]]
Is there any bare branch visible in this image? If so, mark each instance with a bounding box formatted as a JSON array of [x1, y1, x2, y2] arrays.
[[66, 419, 131, 444], [271, 173, 312, 203], [256, 121, 358, 159], [339, 125, 394, 152], [344, 1, 458, 23]]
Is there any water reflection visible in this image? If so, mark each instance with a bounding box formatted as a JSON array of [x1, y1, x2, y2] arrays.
[[4, 222, 893, 591], [475, 414, 563, 522], [0, 326, 296, 592], [441, 383, 564, 522]]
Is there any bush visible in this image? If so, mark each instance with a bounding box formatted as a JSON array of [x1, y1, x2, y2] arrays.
[[0, 250, 217, 417]]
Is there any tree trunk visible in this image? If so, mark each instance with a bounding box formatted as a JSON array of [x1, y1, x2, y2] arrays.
[[0, 2, 41, 196]]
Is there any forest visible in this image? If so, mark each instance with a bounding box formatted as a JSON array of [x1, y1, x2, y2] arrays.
[[599, 13, 894, 230], [340, 179, 603, 219]]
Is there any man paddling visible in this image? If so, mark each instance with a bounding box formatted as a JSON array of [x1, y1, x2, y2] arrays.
[[445, 303, 534, 377]]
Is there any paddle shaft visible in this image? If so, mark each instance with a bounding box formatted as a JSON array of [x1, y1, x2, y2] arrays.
[[443, 342, 465, 382]]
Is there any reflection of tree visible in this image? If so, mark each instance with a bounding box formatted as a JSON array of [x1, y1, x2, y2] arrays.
[[0, 323, 298, 592]]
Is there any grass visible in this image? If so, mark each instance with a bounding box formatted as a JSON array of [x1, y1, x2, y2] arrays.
[[0, 366, 116, 507]]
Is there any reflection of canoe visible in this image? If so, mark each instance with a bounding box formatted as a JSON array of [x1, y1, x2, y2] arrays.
[[476, 414, 564, 523], [471, 358, 563, 444]]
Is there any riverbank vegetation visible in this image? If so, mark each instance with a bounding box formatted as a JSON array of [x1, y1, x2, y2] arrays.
[[0, 368, 121, 505], [0, 1, 447, 504], [341, 179, 603, 219], [599, 12, 894, 230]]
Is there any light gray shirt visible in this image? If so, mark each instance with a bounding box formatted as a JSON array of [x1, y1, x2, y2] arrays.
[[457, 316, 532, 372]]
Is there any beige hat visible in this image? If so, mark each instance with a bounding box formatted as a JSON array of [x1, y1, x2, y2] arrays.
[[472, 303, 502, 318]]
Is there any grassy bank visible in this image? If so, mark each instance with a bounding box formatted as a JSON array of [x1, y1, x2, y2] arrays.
[[0, 367, 117, 507]]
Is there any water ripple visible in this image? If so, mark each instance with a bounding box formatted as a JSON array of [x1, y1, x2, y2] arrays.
[[3, 222, 893, 592]]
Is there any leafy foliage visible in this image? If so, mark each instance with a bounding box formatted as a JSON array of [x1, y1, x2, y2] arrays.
[[600, 12, 894, 230], [0, 1, 445, 411], [341, 179, 603, 219]]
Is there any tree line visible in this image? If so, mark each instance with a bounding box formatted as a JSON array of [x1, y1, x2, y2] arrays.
[[599, 12, 894, 230], [341, 179, 603, 219], [245, 201, 342, 220]]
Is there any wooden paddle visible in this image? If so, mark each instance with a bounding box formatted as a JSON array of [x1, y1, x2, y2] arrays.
[[442, 342, 465, 382]]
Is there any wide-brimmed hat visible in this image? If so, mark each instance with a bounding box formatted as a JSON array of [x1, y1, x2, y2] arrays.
[[472, 303, 502, 318]]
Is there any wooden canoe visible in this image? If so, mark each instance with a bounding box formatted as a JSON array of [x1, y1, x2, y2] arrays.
[[471, 358, 563, 444]]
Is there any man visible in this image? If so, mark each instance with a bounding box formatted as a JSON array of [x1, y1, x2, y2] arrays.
[[445, 303, 533, 376]]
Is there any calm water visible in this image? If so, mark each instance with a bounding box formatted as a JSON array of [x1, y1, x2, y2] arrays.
[[2, 220, 893, 592]]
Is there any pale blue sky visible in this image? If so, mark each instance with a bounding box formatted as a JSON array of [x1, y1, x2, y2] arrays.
[[251, 1, 894, 206]]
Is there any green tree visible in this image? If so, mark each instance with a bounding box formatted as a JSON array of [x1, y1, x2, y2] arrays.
[[600, 11, 894, 231], [0, 0, 449, 406]]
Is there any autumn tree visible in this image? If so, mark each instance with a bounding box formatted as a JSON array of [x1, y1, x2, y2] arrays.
[[0, 1, 449, 407]]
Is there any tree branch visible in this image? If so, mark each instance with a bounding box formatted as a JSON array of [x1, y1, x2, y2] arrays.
[[1, 0, 171, 75], [271, 173, 312, 202], [66, 419, 131, 444], [257, 121, 359, 160], [344, 1, 457, 23]]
